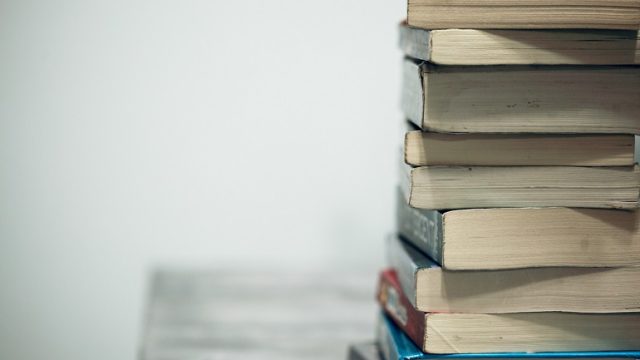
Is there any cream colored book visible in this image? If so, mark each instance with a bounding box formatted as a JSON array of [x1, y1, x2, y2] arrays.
[[399, 23, 640, 65], [407, 0, 640, 30], [378, 271, 640, 353], [402, 164, 640, 210], [404, 129, 635, 166], [402, 59, 640, 134], [388, 235, 640, 313], [416, 313, 640, 354], [396, 190, 640, 269], [377, 311, 640, 358]]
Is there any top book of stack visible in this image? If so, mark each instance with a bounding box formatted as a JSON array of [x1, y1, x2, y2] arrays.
[[407, 0, 640, 30]]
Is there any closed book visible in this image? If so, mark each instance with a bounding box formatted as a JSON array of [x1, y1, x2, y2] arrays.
[[401, 163, 640, 210], [403, 128, 635, 167], [377, 269, 640, 354], [399, 23, 640, 65], [406, 0, 640, 30], [402, 59, 640, 134], [395, 188, 640, 269], [387, 235, 640, 313], [376, 311, 640, 360]]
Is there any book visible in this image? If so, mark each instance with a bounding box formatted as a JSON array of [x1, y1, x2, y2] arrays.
[[395, 189, 640, 269], [349, 343, 383, 360], [404, 126, 635, 167], [406, 0, 640, 30], [401, 164, 640, 210], [377, 269, 640, 354], [399, 23, 640, 65], [377, 311, 640, 360], [401, 59, 640, 134], [386, 235, 640, 313]]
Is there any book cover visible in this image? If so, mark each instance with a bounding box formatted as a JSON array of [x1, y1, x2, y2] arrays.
[[377, 312, 640, 360], [395, 187, 444, 265], [377, 268, 426, 350]]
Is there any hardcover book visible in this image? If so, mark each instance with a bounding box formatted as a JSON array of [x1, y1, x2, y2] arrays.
[[406, 0, 640, 30], [399, 23, 640, 65], [395, 188, 640, 269], [386, 235, 640, 313], [377, 269, 640, 354], [401, 59, 640, 134], [376, 311, 640, 360]]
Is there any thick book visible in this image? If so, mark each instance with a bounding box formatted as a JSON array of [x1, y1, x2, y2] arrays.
[[377, 269, 640, 354], [402, 59, 640, 134], [377, 312, 640, 360], [399, 23, 640, 65], [406, 0, 640, 30], [401, 163, 640, 210], [348, 343, 383, 360], [386, 235, 640, 313], [404, 126, 635, 167], [395, 188, 640, 269]]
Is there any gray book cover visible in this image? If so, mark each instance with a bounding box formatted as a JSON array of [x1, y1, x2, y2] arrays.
[[395, 187, 443, 265]]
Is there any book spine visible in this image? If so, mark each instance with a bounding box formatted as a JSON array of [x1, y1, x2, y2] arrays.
[[387, 236, 430, 308], [401, 58, 425, 128], [398, 24, 431, 62], [396, 187, 444, 265], [398, 164, 412, 209], [376, 312, 404, 360], [377, 269, 427, 352]]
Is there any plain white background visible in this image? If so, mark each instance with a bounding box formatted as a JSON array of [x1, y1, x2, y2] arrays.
[[1, 0, 404, 359]]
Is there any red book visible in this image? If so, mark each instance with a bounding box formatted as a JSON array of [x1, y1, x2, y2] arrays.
[[376, 268, 425, 350], [376, 268, 640, 354]]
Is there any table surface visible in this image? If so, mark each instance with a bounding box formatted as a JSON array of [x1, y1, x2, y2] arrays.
[[140, 269, 377, 360]]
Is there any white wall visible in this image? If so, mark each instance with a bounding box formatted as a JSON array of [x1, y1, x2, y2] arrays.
[[0, 1, 404, 359]]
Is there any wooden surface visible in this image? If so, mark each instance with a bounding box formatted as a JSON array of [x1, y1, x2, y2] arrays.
[[140, 269, 377, 360]]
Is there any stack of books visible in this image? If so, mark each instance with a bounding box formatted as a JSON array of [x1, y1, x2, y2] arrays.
[[348, 1, 640, 360]]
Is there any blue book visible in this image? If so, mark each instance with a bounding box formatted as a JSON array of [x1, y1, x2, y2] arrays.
[[376, 312, 640, 360], [349, 342, 383, 360]]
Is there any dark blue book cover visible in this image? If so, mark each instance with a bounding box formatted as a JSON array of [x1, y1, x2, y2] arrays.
[[376, 312, 640, 360]]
